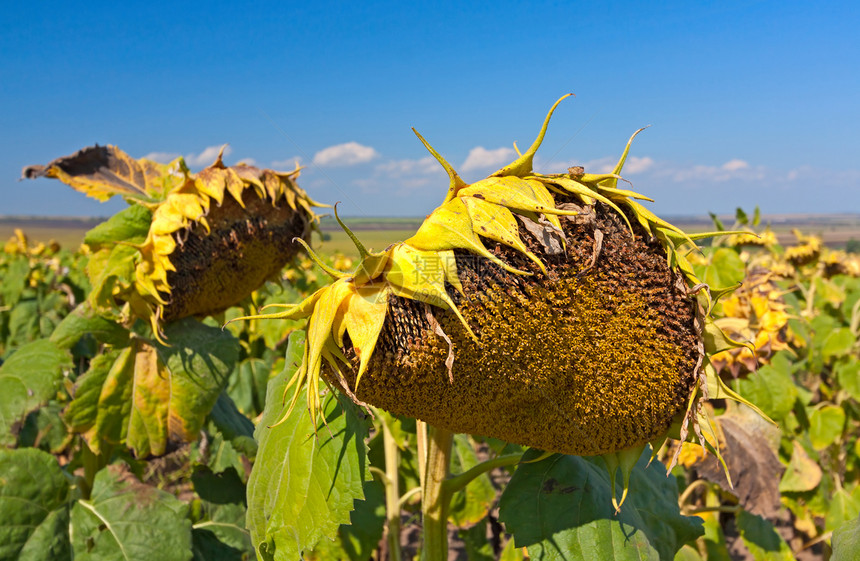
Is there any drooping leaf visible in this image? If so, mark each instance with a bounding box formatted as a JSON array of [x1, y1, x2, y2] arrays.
[[64, 319, 238, 456], [498, 450, 702, 561], [449, 434, 497, 528], [735, 510, 794, 561], [246, 332, 370, 561], [693, 405, 784, 518], [0, 448, 70, 561], [22, 144, 171, 203], [69, 463, 192, 561], [0, 339, 71, 446]]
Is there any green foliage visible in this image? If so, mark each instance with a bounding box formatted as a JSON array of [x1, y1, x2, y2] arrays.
[[245, 333, 370, 560], [499, 450, 703, 560]]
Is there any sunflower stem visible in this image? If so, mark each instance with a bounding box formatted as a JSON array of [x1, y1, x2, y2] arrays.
[[381, 416, 403, 561], [421, 425, 453, 561]]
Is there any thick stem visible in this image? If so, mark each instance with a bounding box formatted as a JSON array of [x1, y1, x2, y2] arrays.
[[382, 418, 403, 561], [421, 426, 454, 561]]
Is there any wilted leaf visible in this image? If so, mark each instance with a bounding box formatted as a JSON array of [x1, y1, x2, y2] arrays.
[[0, 339, 71, 446], [449, 434, 497, 528], [23, 145, 171, 203], [736, 510, 794, 561], [498, 450, 702, 561], [0, 448, 70, 561], [64, 319, 238, 456], [70, 464, 192, 561], [809, 405, 846, 451], [246, 332, 370, 561], [692, 405, 784, 519], [779, 441, 822, 493]]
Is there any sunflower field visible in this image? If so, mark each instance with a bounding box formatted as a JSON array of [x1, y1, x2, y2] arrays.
[[1, 98, 859, 561]]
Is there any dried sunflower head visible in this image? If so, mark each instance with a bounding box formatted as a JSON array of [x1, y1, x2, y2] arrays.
[[236, 95, 769, 508], [24, 145, 321, 338]]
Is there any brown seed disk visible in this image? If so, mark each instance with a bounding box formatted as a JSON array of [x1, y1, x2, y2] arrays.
[[162, 189, 309, 322], [340, 197, 701, 456]]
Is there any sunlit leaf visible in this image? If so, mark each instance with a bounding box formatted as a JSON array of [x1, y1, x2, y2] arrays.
[[449, 434, 497, 528], [246, 332, 370, 561], [832, 514, 860, 561], [809, 405, 846, 451]]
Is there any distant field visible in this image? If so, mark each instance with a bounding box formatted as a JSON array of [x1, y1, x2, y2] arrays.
[[3, 214, 859, 258]]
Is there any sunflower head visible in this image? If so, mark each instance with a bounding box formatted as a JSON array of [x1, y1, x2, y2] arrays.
[[233, 95, 770, 509], [24, 145, 322, 337]]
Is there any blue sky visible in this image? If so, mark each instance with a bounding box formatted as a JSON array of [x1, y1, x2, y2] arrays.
[[2, 1, 858, 218]]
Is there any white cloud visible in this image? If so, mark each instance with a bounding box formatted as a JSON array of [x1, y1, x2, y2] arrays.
[[461, 146, 516, 172], [623, 156, 655, 174], [721, 159, 749, 172], [376, 156, 440, 177], [143, 151, 180, 164], [236, 158, 257, 167], [313, 142, 379, 166], [185, 145, 231, 167]]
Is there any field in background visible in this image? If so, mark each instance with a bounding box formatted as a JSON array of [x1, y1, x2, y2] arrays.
[[3, 214, 859, 259]]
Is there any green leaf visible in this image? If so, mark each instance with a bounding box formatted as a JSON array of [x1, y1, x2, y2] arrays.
[[308, 479, 386, 561], [736, 353, 798, 421], [84, 205, 152, 247], [449, 434, 497, 528], [702, 248, 745, 290], [208, 392, 257, 459], [18, 402, 71, 453], [498, 450, 703, 560], [821, 328, 855, 362], [0, 339, 71, 446], [70, 464, 192, 561], [191, 466, 253, 559], [225, 357, 271, 418], [0, 448, 70, 561], [246, 332, 370, 561], [809, 405, 846, 450], [832, 514, 860, 561], [0, 256, 29, 308], [836, 361, 860, 400], [50, 303, 129, 350], [736, 510, 794, 560], [826, 488, 860, 533]]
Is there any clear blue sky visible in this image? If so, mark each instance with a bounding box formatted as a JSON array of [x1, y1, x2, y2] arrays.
[[2, 1, 858, 218]]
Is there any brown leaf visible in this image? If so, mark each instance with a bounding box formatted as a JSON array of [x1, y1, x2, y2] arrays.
[[23, 144, 168, 202], [695, 403, 785, 519]]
